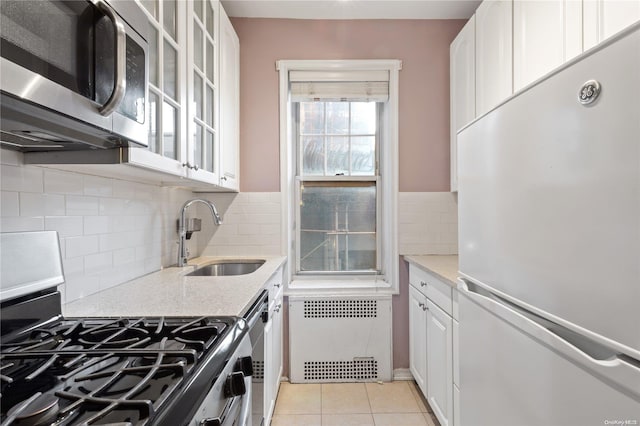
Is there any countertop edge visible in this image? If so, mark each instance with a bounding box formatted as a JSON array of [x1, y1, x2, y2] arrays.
[[404, 255, 459, 288]]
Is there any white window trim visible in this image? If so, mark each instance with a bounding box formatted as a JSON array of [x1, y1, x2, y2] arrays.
[[277, 59, 402, 296]]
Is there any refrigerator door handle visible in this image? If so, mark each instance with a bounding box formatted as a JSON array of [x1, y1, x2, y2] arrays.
[[458, 279, 640, 400]]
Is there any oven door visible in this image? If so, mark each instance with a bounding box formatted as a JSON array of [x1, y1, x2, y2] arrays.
[[0, 0, 147, 145]]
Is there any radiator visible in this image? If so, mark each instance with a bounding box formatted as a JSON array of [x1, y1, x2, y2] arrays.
[[289, 295, 392, 383]]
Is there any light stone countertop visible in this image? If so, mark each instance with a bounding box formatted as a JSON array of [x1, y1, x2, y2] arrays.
[[63, 256, 286, 318], [404, 255, 459, 287]]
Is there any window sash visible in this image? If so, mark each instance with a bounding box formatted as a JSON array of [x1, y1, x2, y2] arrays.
[[294, 101, 382, 276]]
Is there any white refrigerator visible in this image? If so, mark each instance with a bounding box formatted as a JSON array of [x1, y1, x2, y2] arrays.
[[457, 22, 640, 425]]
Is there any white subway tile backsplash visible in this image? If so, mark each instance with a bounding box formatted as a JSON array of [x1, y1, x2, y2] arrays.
[[1, 150, 198, 304], [83, 175, 113, 197], [84, 216, 110, 235], [0, 149, 23, 166], [1, 191, 19, 216], [0, 216, 44, 232], [1, 164, 43, 193], [44, 170, 84, 195], [65, 235, 99, 258], [20, 193, 65, 216], [45, 216, 83, 238], [62, 256, 84, 277], [84, 252, 113, 274], [113, 247, 136, 265], [66, 195, 100, 216], [398, 192, 458, 255]]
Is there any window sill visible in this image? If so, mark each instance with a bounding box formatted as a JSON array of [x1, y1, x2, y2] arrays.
[[286, 277, 397, 296]]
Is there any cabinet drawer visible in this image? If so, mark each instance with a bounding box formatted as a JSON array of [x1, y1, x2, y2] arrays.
[[409, 264, 454, 315], [266, 266, 284, 308], [409, 264, 430, 297]]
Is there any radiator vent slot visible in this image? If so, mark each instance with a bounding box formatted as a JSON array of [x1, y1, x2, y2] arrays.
[[304, 299, 378, 318], [304, 359, 378, 381], [253, 360, 264, 380]]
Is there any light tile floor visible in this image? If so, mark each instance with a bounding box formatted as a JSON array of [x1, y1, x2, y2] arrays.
[[271, 381, 440, 426]]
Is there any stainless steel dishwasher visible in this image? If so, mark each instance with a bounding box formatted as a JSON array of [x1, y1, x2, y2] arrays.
[[243, 290, 268, 426]]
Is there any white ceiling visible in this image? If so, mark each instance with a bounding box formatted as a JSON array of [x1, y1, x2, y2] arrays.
[[220, 0, 481, 20]]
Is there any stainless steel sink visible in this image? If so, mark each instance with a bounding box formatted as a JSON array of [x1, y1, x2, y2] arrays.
[[186, 260, 265, 276]]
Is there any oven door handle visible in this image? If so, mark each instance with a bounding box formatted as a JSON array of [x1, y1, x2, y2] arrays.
[[199, 395, 242, 426], [95, 0, 127, 116]]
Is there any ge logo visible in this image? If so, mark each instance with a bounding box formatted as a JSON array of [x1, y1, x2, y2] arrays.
[[579, 80, 601, 105]]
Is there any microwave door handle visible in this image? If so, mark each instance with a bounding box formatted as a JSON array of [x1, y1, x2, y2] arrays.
[[96, 0, 127, 116]]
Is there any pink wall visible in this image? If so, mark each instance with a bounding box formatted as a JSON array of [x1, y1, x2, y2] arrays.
[[232, 18, 466, 192], [232, 18, 465, 373]]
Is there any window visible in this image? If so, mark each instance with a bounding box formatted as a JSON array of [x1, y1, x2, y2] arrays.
[[296, 101, 380, 274], [278, 60, 401, 293]]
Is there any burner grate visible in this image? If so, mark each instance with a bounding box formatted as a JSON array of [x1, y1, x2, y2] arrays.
[[1, 316, 232, 425]]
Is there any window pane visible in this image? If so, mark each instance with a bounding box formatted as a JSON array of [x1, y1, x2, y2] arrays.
[[327, 136, 348, 176], [351, 136, 375, 175], [194, 72, 203, 120], [326, 102, 349, 134], [162, 101, 177, 159], [351, 102, 377, 134], [163, 40, 177, 100], [301, 136, 324, 176], [300, 102, 324, 134], [163, 0, 176, 40], [299, 183, 377, 272], [194, 25, 203, 71], [148, 26, 158, 87]]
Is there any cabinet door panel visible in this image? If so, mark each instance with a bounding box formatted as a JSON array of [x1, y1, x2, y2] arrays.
[[219, 6, 240, 190], [584, 0, 640, 50], [450, 15, 475, 192], [513, 0, 582, 91], [475, 0, 513, 116], [409, 285, 428, 395], [426, 299, 453, 426]]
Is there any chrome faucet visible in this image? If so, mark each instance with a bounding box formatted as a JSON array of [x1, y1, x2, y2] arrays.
[[177, 198, 223, 267]]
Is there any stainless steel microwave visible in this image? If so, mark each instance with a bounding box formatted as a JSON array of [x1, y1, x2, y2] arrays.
[[0, 0, 148, 151]]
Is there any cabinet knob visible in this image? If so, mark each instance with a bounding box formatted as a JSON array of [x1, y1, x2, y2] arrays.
[[274, 283, 281, 288], [221, 176, 227, 181], [275, 303, 282, 313], [420, 281, 427, 287]]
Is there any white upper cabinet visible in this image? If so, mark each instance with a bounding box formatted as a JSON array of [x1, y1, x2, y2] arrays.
[[583, 0, 640, 49], [219, 6, 240, 191], [449, 15, 475, 192], [513, 0, 583, 91], [475, 0, 513, 116], [186, 0, 221, 185]]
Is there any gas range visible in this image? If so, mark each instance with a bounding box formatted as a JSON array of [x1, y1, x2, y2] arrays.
[[0, 231, 253, 426]]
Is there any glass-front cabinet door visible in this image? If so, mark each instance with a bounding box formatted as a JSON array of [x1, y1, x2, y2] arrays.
[[186, 0, 220, 184], [132, 0, 187, 177]]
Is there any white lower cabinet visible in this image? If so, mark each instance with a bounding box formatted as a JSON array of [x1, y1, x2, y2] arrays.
[[409, 285, 428, 395], [426, 299, 453, 426], [263, 267, 284, 426], [409, 265, 458, 426]]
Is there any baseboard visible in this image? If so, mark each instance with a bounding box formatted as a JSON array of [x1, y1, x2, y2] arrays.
[[393, 368, 414, 381]]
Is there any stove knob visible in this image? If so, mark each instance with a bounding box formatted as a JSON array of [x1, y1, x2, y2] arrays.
[[224, 372, 246, 398], [200, 418, 221, 426], [235, 356, 254, 376]]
